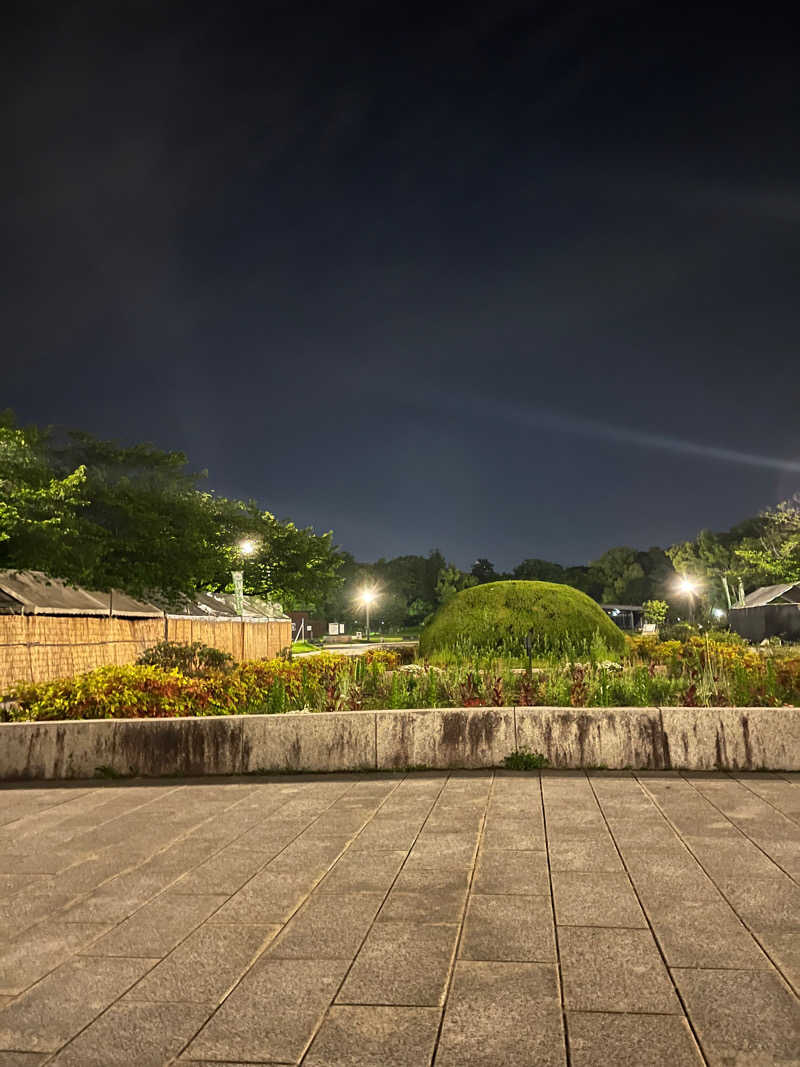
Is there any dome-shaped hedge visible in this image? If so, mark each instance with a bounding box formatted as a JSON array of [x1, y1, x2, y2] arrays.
[[419, 580, 626, 657]]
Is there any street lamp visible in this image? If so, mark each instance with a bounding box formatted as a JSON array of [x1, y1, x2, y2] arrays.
[[232, 538, 257, 615], [676, 576, 699, 623], [359, 589, 377, 641]]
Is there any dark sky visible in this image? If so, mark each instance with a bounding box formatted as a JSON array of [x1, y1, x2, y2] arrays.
[[4, 2, 799, 570]]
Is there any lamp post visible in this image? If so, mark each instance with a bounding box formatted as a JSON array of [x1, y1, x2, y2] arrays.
[[359, 589, 377, 642], [677, 576, 698, 623], [232, 538, 256, 616]]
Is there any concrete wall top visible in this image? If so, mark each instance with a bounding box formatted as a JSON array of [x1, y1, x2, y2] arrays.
[[1, 705, 797, 781]]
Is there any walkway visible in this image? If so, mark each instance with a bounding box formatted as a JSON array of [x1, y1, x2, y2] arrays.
[[0, 770, 798, 1065]]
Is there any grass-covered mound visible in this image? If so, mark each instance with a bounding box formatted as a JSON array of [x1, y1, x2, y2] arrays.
[[419, 580, 627, 658]]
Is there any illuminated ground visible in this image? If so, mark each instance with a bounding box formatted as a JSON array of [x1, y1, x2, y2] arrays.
[[0, 770, 798, 1065]]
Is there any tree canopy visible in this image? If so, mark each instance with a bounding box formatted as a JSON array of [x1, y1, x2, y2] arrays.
[[0, 413, 342, 609]]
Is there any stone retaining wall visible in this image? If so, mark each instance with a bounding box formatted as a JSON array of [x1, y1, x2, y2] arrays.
[[1, 706, 798, 781]]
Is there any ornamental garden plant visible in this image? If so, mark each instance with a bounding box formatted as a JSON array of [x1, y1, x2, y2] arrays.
[[3, 631, 800, 721]]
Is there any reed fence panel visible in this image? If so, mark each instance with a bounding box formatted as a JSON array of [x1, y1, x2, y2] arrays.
[[0, 615, 291, 692]]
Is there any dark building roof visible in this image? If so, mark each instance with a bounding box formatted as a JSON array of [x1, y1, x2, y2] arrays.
[[0, 570, 161, 617], [735, 583, 800, 609], [0, 571, 289, 621]]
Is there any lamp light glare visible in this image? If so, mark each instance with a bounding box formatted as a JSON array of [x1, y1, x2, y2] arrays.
[[239, 539, 256, 556]]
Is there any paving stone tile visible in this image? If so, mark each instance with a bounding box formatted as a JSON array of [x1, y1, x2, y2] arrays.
[[552, 871, 647, 928], [622, 849, 722, 903], [81, 893, 227, 957], [547, 836, 624, 873], [472, 850, 550, 895], [406, 833, 478, 868], [559, 927, 680, 1014], [460, 894, 555, 962], [567, 1012, 703, 1066], [753, 927, 800, 992], [318, 849, 406, 893], [392, 866, 472, 894], [266, 892, 384, 959], [647, 900, 771, 969], [168, 847, 267, 895], [349, 817, 423, 851], [210, 869, 316, 923], [185, 957, 348, 1063], [0, 921, 112, 996], [378, 889, 467, 923], [757, 838, 800, 879], [60, 863, 190, 924], [304, 1005, 441, 1066], [49, 1001, 213, 1066], [720, 874, 800, 928], [0, 1053, 49, 1065], [124, 923, 278, 1005], [0, 955, 156, 1052], [435, 961, 564, 1067], [482, 818, 546, 850], [265, 834, 351, 878], [732, 777, 800, 819], [337, 921, 459, 1006], [301, 810, 377, 837], [674, 968, 800, 1066], [0, 875, 47, 903]]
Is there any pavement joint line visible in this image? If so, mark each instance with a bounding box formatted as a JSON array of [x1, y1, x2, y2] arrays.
[[679, 773, 800, 889], [541, 770, 574, 1067], [685, 776, 800, 885], [2, 781, 307, 996], [46, 777, 402, 1065], [171, 773, 411, 1066], [634, 773, 800, 998], [295, 772, 452, 1064], [585, 773, 710, 1067], [727, 772, 800, 827], [426, 770, 494, 1067]]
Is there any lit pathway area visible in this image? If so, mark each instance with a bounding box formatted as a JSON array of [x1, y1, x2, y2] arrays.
[[0, 770, 798, 1066]]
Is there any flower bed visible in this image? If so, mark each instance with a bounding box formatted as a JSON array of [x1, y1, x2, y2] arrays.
[[3, 637, 800, 722]]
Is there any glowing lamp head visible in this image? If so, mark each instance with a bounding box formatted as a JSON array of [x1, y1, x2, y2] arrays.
[[238, 538, 257, 557], [360, 589, 377, 606], [712, 607, 725, 619], [678, 577, 698, 595]]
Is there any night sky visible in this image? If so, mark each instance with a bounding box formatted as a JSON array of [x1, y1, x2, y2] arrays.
[[4, 3, 799, 570]]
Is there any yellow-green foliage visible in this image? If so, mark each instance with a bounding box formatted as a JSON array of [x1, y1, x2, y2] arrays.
[[3, 650, 404, 722], [419, 580, 626, 658]]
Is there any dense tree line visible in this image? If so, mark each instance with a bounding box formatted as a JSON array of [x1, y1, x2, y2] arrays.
[[3, 411, 798, 626], [325, 503, 800, 629]]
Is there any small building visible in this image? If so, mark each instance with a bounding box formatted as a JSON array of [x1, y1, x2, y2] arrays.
[[602, 604, 645, 631], [289, 610, 327, 641], [728, 583, 800, 642]]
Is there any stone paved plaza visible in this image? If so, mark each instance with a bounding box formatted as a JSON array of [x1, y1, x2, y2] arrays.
[[0, 770, 798, 1066]]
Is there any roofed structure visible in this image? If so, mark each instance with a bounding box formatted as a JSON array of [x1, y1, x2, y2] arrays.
[[739, 583, 800, 608], [0, 571, 161, 617]]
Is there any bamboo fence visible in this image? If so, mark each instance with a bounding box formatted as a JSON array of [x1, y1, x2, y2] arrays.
[[0, 615, 291, 693]]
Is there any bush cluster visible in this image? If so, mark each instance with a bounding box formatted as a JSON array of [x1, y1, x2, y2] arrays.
[[419, 580, 627, 658], [3, 635, 799, 722]]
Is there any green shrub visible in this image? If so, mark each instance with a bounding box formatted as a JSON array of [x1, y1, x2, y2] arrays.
[[418, 580, 626, 658], [137, 641, 234, 677], [6, 664, 216, 721]]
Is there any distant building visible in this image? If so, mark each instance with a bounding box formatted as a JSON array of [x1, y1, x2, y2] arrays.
[[602, 604, 645, 631], [728, 583, 800, 642]]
